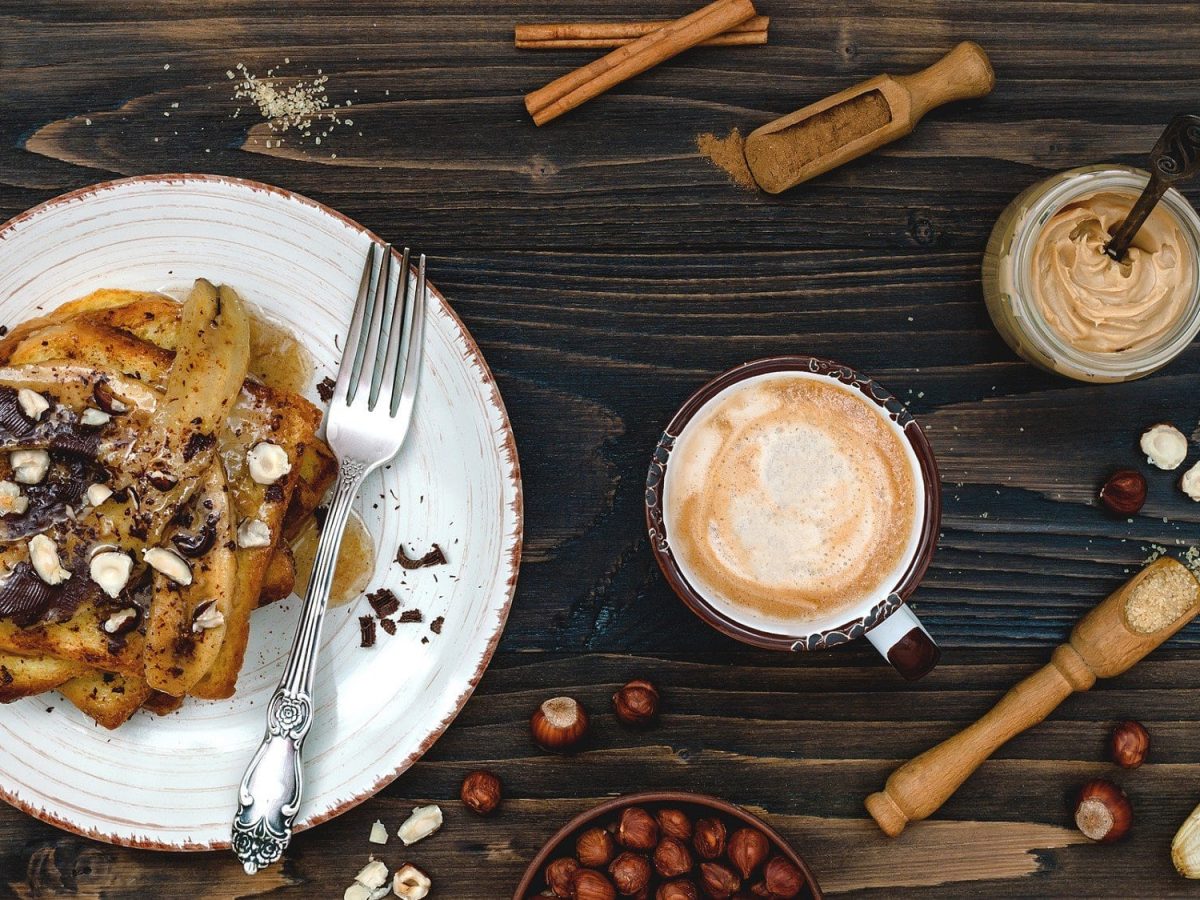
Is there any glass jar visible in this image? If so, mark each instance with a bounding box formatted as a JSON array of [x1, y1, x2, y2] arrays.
[[982, 165, 1200, 383]]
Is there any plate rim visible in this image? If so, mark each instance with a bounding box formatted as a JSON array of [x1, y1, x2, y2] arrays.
[[0, 172, 524, 851]]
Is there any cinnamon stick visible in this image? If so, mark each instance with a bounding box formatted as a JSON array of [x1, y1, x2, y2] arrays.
[[516, 16, 769, 50], [523, 0, 758, 127]]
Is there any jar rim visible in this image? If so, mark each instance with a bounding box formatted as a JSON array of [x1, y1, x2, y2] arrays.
[[1007, 165, 1200, 378]]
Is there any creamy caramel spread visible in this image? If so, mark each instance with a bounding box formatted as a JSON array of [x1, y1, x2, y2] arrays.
[[1031, 190, 1195, 354]]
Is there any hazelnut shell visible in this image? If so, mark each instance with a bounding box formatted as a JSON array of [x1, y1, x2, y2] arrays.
[[617, 806, 660, 851], [1110, 720, 1150, 768], [613, 678, 660, 726], [577, 826, 617, 868], [1099, 469, 1147, 516], [692, 816, 727, 860], [609, 851, 652, 895], [460, 769, 502, 816], [531, 696, 589, 752], [763, 856, 804, 898], [1074, 778, 1133, 843]]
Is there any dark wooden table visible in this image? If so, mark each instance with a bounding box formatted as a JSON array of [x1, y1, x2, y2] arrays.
[[3, 1, 1200, 896]]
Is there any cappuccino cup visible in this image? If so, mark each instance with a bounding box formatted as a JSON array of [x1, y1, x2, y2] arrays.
[[645, 357, 941, 680]]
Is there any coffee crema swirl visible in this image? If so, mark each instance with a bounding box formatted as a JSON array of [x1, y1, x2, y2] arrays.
[[666, 375, 919, 626]]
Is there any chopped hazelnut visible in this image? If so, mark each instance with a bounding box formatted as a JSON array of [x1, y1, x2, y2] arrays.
[[247, 441, 292, 485], [28, 534, 71, 585], [11, 449, 49, 485], [397, 804, 442, 845], [1141, 423, 1188, 470], [0, 480, 28, 517], [17, 388, 48, 421]]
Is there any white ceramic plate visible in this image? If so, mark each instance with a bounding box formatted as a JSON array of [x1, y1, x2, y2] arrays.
[[0, 175, 522, 849]]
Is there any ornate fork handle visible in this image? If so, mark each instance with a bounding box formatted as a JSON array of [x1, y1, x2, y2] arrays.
[[232, 457, 369, 874]]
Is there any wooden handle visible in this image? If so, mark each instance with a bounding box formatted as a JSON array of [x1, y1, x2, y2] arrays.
[[894, 41, 995, 124], [865, 643, 1095, 837]]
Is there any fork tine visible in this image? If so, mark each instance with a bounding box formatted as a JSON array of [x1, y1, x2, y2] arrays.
[[335, 242, 386, 406], [370, 247, 409, 410], [376, 247, 413, 415], [350, 243, 392, 406], [389, 254, 426, 420]]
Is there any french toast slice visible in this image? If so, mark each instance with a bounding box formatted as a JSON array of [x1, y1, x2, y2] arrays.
[[57, 669, 153, 730], [0, 286, 335, 720], [0, 651, 85, 702]]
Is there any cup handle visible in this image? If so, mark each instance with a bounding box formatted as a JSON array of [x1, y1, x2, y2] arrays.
[[865, 604, 940, 681]]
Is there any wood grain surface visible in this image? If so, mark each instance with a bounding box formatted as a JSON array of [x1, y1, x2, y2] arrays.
[[2, 1, 1200, 896]]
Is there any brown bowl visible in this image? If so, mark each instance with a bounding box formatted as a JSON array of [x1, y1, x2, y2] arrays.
[[512, 790, 822, 898], [644, 356, 942, 679]]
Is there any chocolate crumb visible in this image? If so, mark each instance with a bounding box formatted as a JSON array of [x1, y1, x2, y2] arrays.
[[265, 483, 285, 503], [430, 616, 444, 635], [367, 588, 400, 618], [397, 543, 446, 570], [398, 610, 423, 624], [0, 325, 8, 336], [317, 376, 336, 402], [358, 615, 377, 648], [421, 636, 429, 644], [380, 618, 396, 636]]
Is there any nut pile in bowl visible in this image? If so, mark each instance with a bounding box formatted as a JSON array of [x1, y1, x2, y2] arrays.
[[515, 791, 820, 899]]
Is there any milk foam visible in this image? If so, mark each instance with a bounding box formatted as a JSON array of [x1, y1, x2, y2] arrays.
[[663, 371, 924, 634]]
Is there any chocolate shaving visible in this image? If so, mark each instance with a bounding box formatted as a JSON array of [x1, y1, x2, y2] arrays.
[[366, 588, 400, 619], [316, 376, 336, 402], [0, 562, 58, 627], [397, 543, 446, 570], [430, 616, 444, 635], [0, 387, 37, 438], [398, 610, 423, 624], [182, 431, 216, 462], [379, 618, 396, 636], [358, 615, 377, 648]]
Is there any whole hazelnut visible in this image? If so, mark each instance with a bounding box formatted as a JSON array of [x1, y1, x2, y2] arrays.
[[762, 856, 804, 898], [613, 679, 659, 726], [576, 830, 619, 868], [577, 827, 617, 868], [699, 862, 741, 898], [726, 828, 769, 879], [654, 836, 694, 877], [618, 806, 660, 851], [571, 869, 617, 900], [1110, 720, 1150, 768], [656, 880, 699, 900], [545, 857, 580, 897], [609, 852, 652, 896], [460, 769, 502, 816], [656, 808, 693, 841], [531, 696, 589, 752], [692, 817, 727, 860], [1074, 778, 1133, 843], [1099, 469, 1147, 516]]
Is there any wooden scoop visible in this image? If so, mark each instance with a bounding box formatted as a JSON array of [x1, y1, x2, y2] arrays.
[[866, 558, 1200, 838], [744, 41, 995, 193]]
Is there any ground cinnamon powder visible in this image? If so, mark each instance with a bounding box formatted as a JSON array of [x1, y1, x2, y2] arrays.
[[743, 89, 891, 190], [696, 128, 757, 190]]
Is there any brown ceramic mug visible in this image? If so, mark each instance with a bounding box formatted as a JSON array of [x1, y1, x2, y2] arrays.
[[645, 356, 941, 680]]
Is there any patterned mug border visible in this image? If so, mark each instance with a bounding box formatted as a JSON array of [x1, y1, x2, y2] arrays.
[[644, 356, 941, 652]]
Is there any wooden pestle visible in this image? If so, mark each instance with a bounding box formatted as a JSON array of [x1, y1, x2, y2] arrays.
[[866, 558, 1200, 838], [743, 41, 995, 193]]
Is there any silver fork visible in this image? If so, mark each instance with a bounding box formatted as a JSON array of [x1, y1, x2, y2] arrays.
[[232, 242, 426, 874]]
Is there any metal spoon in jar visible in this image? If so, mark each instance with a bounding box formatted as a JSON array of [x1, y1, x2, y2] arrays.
[[1104, 113, 1200, 261]]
